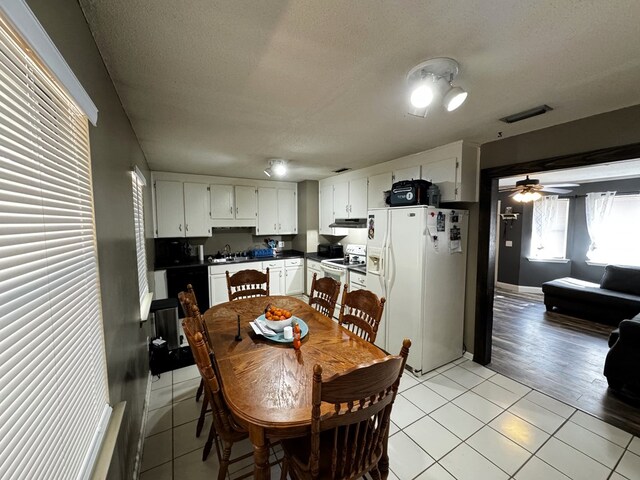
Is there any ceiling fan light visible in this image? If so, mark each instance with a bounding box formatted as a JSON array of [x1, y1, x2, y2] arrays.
[[272, 161, 287, 177], [444, 86, 468, 111], [531, 191, 542, 201], [513, 192, 524, 202], [410, 82, 434, 108]]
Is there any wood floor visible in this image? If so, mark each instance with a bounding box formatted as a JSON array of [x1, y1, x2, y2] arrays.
[[489, 288, 640, 436]]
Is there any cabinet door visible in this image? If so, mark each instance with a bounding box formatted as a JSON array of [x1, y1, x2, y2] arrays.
[[285, 266, 304, 295], [265, 266, 283, 295], [235, 185, 257, 220], [392, 165, 421, 183], [155, 180, 185, 237], [367, 172, 392, 209], [421, 157, 458, 202], [333, 182, 349, 218], [319, 184, 334, 235], [277, 188, 297, 234], [209, 273, 230, 306], [184, 183, 211, 237], [256, 187, 278, 235], [348, 177, 368, 218], [210, 184, 234, 219]]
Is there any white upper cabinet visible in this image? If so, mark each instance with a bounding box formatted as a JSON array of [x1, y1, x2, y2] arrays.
[[420, 142, 479, 202], [333, 182, 349, 218], [183, 183, 211, 237], [210, 184, 234, 219], [348, 177, 368, 218], [256, 187, 297, 235], [392, 165, 421, 183], [368, 172, 392, 209], [235, 185, 257, 220], [155, 180, 185, 237]]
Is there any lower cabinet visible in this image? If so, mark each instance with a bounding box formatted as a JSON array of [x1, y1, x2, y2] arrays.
[[284, 258, 304, 295], [306, 259, 322, 296]]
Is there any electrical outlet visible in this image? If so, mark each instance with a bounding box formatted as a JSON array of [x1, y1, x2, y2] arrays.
[[277, 241, 284, 248], [505, 240, 513, 247]]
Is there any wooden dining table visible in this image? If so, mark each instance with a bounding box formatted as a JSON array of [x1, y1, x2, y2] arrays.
[[203, 295, 390, 479]]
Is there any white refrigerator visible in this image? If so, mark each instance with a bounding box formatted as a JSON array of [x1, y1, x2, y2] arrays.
[[366, 206, 468, 375]]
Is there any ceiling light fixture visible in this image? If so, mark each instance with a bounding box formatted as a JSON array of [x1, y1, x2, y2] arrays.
[[264, 158, 287, 178], [406, 57, 468, 117]]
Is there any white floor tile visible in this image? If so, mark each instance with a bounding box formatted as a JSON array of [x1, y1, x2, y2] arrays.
[[419, 369, 440, 381], [415, 463, 456, 480], [489, 374, 532, 398], [454, 356, 468, 364], [173, 364, 200, 384], [389, 421, 399, 437], [173, 419, 208, 458], [173, 377, 201, 403], [402, 384, 448, 414], [404, 416, 461, 461], [391, 394, 426, 428], [610, 473, 628, 480], [457, 360, 496, 379], [387, 431, 435, 479], [435, 362, 458, 374], [472, 380, 522, 409], [386, 469, 400, 480], [173, 447, 221, 480], [422, 374, 467, 401], [441, 365, 485, 389], [151, 372, 172, 391], [452, 391, 503, 423], [570, 410, 633, 448], [440, 443, 509, 480], [467, 426, 532, 475], [508, 398, 565, 434], [141, 429, 172, 472], [430, 403, 484, 440], [629, 436, 640, 456], [146, 405, 172, 437], [616, 450, 640, 480], [523, 390, 575, 419], [149, 385, 173, 411], [398, 371, 421, 392], [537, 437, 611, 480], [173, 396, 205, 427], [555, 421, 624, 468], [515, 457, 571, 480], [139, 460, 172, 480], [489, 411, 550, 452]]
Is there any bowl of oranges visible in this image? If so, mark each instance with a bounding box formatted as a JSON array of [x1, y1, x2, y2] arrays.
[[263, 304, 293, 332]]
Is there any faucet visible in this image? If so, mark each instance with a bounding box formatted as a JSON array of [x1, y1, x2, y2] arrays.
[[224, 244, 231, 257]]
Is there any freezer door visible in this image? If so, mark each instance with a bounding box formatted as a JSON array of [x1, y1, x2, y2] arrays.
[[386, 207, 426, 372], [366, 209, 388, 249], [366, 209, 389, 350]]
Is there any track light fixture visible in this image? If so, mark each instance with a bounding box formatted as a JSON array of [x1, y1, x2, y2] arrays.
[[264, 158, 287, 177], [407, 57, 468, 117]]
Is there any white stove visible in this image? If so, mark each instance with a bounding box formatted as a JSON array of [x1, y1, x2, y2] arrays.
[[319, 245, 366, 319]]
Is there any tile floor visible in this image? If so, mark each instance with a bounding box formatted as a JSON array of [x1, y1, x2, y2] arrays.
[[140, 357, 640, 480]]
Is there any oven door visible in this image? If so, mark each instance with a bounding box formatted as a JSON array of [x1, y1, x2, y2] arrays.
[[320, 262, 348, 320]]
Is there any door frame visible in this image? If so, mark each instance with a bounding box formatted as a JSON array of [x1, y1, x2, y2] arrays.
[[473, 141, 640, 365]]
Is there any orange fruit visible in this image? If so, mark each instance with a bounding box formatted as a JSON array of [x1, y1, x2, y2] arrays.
[[285, 312, 291, 319]]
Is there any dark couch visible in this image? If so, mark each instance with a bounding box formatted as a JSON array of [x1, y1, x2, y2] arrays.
[[542, 265, 640, 324], [604, 313, 640, 395]]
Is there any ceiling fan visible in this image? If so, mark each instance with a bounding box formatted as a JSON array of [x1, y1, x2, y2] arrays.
[[500, 175, 579, 202]]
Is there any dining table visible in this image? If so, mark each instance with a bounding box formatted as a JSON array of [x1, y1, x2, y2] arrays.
[[203, 295, 391, 479]]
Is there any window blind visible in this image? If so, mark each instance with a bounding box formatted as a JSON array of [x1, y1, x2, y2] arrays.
[[0, 16, 110, 480], [132, 169, 149, 308]]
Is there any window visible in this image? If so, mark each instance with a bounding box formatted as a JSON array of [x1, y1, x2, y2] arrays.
[[0, 14, 109, 480], [587, 194, 640, 266], [132, 166, 151, 318], [529, 197, 570, 260]]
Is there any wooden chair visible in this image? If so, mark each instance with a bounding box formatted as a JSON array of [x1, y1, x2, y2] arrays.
[[226, 268, 270, 301], [178, 283, 198, 317], [308, 273, 341, 318], [184, 326, 254, 479], [280, 339, 411, 480], [338, 286, 386, 344]]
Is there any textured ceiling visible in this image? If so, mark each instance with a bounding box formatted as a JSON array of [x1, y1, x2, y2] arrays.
[[79, 0, 640, 181]]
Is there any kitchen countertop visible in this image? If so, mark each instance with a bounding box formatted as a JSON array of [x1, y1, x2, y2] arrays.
[[304, 252, 367, 274], [155, 249, 305, 270]]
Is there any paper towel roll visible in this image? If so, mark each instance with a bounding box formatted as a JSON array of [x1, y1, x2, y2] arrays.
[[197, 245, 204, 262]]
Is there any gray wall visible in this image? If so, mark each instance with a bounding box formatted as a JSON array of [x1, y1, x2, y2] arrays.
[[498, 178, 640, 287], [26, 1, 153, 478], [292, 180, 320, 252]]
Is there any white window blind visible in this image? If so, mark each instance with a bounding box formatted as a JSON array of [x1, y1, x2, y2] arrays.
[[530, 197, 570, 260], [0, 16, 110, 480], [132, 168, 150, 311]]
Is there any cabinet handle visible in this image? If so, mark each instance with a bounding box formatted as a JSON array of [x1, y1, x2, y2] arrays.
[[230, 206, 233, 214], [278, 223, 281, 230], [178, 224, 182, 232], [274, 223, 277, 230], [185, 224, 189, 232], [236, 207, 238, 215]]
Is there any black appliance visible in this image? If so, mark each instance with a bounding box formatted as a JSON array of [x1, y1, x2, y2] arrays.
[[155, 238, 191, 265], [389, 179, 432, 206], [317, 243, 344, 258], [329, 218, 366, 228], [166, 265, 210, 316]]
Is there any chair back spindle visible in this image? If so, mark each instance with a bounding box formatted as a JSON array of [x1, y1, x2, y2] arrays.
[[338, 285, 386, 343], [226, 268, 270, 301], [308, 273, 341, 318]]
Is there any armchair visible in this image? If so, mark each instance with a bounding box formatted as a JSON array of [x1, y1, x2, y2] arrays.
[[603, 314, 640, 395]]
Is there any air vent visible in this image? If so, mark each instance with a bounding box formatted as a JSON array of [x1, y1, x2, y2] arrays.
[[332, 167, 351, 173], [500, 105, 553, 124]]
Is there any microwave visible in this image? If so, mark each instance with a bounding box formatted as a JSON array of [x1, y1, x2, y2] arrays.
[[317, 243, 344, 258]]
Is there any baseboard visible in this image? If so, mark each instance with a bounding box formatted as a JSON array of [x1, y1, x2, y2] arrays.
[[133, 372, 152, 480], [463, 351, 473, 361], [496, 281, 543, 295]]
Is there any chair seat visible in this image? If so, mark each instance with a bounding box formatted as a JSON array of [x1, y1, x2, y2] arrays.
[[282, 428, 383, 479]]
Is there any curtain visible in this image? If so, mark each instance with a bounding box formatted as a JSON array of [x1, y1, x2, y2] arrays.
[[585, 191, 616, 260], [532, 195, 559, 256]]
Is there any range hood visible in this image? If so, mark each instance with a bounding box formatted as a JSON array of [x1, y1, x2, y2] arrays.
[[329, 218, 367, 228]]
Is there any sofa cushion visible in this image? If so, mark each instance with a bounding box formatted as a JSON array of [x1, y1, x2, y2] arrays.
[[600, 265, 640, 296], [542, 277, 640, 311]]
